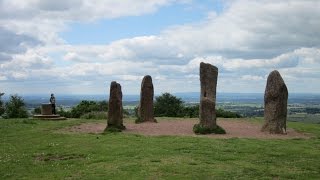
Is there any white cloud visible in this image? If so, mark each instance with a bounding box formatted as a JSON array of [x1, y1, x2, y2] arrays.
[[163, 0, 320, 58], [0, 75, 7, 81], [117, 75, 143, 81], [1, 0, 320, 94], [240, 75, 264, 81]]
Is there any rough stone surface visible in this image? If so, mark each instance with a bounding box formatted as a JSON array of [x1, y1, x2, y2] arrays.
[[261, 70, 288, 134], [34, 104, 66, 120], [107, 81, 125, 130], [138, 75, 156, 122], [198, 62, 218, 129], [41, 103, 52, 115]]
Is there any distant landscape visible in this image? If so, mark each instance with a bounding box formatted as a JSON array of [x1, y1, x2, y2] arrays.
[[2, 92, 320, 123]]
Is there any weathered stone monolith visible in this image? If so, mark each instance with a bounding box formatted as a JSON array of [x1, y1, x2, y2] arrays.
[[137, 75, 156, 123], [106, 81, 125, 130], [261, 70, 288, 134], [199, 62, 218, 128], [194, 62, 225, 134]]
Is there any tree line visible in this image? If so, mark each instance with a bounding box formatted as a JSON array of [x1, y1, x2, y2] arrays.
[[0, 94, 28, 118], [152, 93, 241, 118], [0, 92, 241, 119]]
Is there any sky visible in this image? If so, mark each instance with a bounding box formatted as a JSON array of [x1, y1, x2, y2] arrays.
[[0, 0, 320, 95]]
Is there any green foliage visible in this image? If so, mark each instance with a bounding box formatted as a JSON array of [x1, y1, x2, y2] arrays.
[[123, 108, 130, 117], [135, 117, 142, 124], [3, 94, 28, 118], [80, 111, 107, 120], [153, 93, 241, 118], [0, 93, 4, 116], [216, 108, 242, 118], [70, 100, 108, 118], [193, 124, 226, 134], [56, 106, 72, 118], [97, 100, 108, 111], [182, 105, 199, 118], [154, 93, 184, 117], [33, 107, 41, 115], [134, 106, 140, 123]]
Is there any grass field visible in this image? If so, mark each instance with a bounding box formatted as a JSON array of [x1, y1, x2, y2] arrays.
[[288, 113, 320, 124], [1, 118, 320, 179]]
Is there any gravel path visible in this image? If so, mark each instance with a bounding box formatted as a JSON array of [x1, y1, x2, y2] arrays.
[[66, 118, 309, 139]]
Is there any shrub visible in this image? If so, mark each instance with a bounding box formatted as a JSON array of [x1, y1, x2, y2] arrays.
[[183, 105, 199, 118], [193, 124, 226, 134], [56, 106, 72, 118], [0, 92, 4, 116], [154, 93, 184, 117], [33, 107, 41, 115], [216, 108, 242, 118], [80, 111, 107, 120], [4, 94, 29, 118], [71, 100, 108, 118]]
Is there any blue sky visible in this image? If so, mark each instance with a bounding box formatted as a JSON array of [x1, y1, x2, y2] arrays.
[[61, 1, 219, 44], [0, 0, 320, 95]]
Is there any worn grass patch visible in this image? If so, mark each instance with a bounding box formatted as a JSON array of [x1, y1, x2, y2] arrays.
[[1, 118, 320, 179]]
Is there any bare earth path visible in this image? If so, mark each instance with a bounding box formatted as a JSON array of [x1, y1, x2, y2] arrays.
[[66, 118, 309, 139]]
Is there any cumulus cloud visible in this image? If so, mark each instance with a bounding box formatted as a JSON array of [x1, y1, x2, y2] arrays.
[[1, 0, 320, 93], [240, 75, 264, 81], [0, 27, 41, 61], [0, 0, 174, 21], [160, 0, 320, 59]]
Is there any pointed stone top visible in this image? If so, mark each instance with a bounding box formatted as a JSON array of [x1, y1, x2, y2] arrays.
[[265, 70, 287, 98], [269, 70, 283, 79]]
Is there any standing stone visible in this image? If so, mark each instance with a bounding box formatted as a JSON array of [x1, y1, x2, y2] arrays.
[[197, 62, 218, 130], [138, 75, 156, 122], [261, 70, 288, 134], [106, 81, 125, 130]]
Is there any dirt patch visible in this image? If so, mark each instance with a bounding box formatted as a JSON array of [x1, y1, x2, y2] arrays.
[[65, 119, 310, 139]]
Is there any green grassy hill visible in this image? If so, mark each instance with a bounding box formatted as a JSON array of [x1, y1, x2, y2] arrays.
[[1, 118, 320, 179]]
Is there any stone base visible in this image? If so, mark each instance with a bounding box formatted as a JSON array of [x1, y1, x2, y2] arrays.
[[33, 114, 67, 120]]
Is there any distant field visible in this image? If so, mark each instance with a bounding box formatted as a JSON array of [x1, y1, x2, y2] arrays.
[[1, 118, 320, 179], [288, 114, 320, 124]]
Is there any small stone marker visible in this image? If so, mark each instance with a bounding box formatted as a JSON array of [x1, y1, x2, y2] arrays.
[[41, 103, 52, 115], [106, 81, 125, 130], [33, 104, 66, 120], [261, 70, 288, 134], [137, 75, 156, 123]]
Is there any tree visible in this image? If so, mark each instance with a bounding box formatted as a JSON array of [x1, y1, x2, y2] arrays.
[[0, 93, 4, 116], [4, 94, 28, 118], [183, 105, 199, 118], [154, 93, 184, 117], [70, 100, 108, 118]]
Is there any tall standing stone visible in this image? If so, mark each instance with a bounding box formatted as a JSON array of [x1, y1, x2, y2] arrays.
[[106, 81, 125, 130], [194, 62, 219, 133], [138, 75, 156, 122], [262, 70, 288, 134]]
